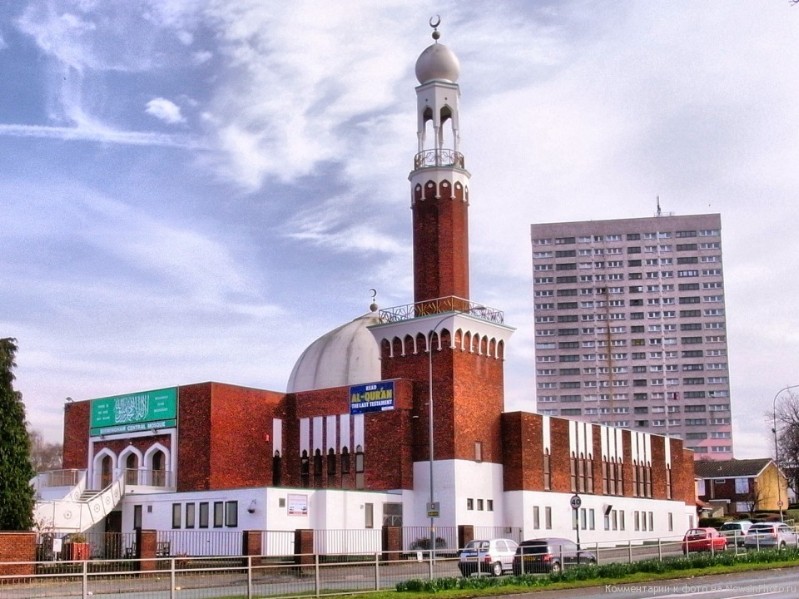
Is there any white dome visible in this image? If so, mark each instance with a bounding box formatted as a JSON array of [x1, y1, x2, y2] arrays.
[[415, 42, 460, 84], [287, 308, 384, 393]]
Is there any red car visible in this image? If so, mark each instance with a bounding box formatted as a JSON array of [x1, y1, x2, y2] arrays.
[[682, 527, 727, 554]]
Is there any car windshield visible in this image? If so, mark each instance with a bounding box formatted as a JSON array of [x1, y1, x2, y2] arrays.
[[465, 540, 489, 551], [719, 524, 739, 530], [749, 524, 773, 532]]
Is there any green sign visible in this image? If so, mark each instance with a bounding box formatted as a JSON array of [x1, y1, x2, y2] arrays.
[[90, 387, 177, 436]]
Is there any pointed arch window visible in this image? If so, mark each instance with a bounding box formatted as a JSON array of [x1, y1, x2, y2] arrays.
[[300, 450, 310, 488], [125, 453, 138, 485], [355, 444, 365, 490], [341, 446, 351, 474], [272, 450, 282, 487], [313, 449, 323, 487], [327, 448, 336, 477]]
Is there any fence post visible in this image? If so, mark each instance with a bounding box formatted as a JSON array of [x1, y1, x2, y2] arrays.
[[82, 559, 88, 599], [657, 537, 662, 562], [595, 541, 600, 565], [315, 553, 321, 598], [627, 540, 632, 564], [247, 555, 253, 599], [374, 551, 380, 591], [170, 558, 176, 599]]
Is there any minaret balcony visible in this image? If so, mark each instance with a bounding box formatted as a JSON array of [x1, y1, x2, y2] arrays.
[[414, 149, 465, 170], [379, 295, 504, 325]]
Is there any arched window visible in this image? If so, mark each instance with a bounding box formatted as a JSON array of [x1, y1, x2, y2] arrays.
[[341, 447, 351, 474], [327, 448, 336, 477], [313, 449, 323, 487], [272, 450, 282, 487], [355, 445, 365, 490], [125, 453, 138, 485], [151, 450, 166, 487], [300, 450, 310, 488], [101, 454, 113, 488], [543, 450, 551, 491]]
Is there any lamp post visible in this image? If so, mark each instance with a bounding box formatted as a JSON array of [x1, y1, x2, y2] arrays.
[[427, 314, 451, 571], [772, 384, 799, 521]]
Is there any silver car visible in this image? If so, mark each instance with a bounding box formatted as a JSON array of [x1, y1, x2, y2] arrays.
[[743, 522, 798, 550], [458, 538, 519, 576], [718, 520, 752, 547]]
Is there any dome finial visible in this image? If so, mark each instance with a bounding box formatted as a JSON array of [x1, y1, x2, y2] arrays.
[[429, 15, 441, 42], [369, 288, 378, 312]]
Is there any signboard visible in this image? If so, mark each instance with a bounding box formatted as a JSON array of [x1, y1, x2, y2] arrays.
[[287, 493, 308, 516], [427, 501, 440, 518], [349, 381, 395, 415], [90, 387, 177, 436], [570, 494, 582, 510]]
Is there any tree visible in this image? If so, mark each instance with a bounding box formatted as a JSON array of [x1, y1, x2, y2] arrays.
[[0, 338, 35, 530], [28, 428, 63, 473], [771, 389, 799, 497]]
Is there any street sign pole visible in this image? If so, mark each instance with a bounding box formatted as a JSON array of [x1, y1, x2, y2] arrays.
[[570, 494, 582, 556]]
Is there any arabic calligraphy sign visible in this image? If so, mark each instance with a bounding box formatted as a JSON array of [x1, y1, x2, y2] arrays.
[[90, 387, 177, 436]]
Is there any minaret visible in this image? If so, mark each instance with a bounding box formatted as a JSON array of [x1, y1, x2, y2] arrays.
[[410, 20, 471, 309]]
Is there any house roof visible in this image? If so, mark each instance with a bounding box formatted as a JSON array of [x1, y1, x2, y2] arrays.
[[694, 458, 773, 479]]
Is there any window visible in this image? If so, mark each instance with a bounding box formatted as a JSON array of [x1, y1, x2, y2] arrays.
[[185, 503, 195, 529], [477, 499, 484, 511], [533, 505, 540, 529], [365, 503, 374, 528], [172, 503, 182, 529], [487, 499, 493, 511], [474, 441, 483, 462], [133, 505, 143, 531], [545, 506, 552, 529], [467, 498, 474, 510], [199, 502, 209, 528], [214, 502, 224, 527], [225, 501, 238, 527]]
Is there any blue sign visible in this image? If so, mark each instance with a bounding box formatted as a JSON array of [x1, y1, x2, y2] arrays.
[[350, 381, 395, 415]]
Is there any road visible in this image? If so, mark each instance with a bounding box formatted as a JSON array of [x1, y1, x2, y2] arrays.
[[507, 567, 799, 599]]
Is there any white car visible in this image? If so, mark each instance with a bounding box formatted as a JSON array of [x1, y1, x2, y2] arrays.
[[718, 520, 752, 547], [744, 522, 798, 550], [458, 538, 518, 576]]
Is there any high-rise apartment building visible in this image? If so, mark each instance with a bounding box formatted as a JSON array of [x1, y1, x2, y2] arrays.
[[531, 214, 733, 459]]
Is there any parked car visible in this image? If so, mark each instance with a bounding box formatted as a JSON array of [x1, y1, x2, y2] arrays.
[[681, 527, 727, 554], [458, 538, 518, 576], [743, 522, 799, 550], [718, 520, 752, 547], [512, 537, 596, 575]]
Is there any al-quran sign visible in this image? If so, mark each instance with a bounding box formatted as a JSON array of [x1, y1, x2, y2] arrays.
[[350, 381, 395, 415], [90, 387, 177, 436]]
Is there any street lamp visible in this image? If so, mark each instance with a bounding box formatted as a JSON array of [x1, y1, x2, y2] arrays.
[[772, 384, 799, 521], [427, 314, 451, 569]]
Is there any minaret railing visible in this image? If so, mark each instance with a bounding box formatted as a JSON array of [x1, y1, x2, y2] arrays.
[[379, 296, 504, 324], [413, 149, 465, 169]]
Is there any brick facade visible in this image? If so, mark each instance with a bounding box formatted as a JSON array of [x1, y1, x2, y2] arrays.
[[412, 179, 470, 303], [0, 532, 36, 576]]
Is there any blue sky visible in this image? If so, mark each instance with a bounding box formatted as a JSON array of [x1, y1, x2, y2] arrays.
[[2, 1, 798, 460]]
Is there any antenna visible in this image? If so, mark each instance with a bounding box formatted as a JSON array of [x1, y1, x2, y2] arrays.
[[656, 195, 662, 217]]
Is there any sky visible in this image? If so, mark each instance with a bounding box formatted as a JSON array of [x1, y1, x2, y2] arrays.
[[2, 1, 798, 461]]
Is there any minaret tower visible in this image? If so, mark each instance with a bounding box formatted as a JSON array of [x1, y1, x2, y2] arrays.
[[370, 21, 514, 530], [410, 19, 470, 307]]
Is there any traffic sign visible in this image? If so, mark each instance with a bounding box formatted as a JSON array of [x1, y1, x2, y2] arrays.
[[427, 502, 440, 518], [570, 494, 582, 510]]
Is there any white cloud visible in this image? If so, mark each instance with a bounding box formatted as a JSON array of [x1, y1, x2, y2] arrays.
[[146, 97, 186, 124]]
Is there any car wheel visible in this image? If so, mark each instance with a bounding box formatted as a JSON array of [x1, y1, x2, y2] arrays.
[[491, 561, 503, 576], [779, 541, 786, 550], [550, 561, 561, 574], [587, 557, 597, 566]]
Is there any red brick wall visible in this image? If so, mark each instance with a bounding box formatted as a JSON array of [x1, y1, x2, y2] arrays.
[[62, 400, 90, 469], [176, 383, 213, 491], [412, 179, 470, 303], [501, 412, 543, 491], [549, 417, 571, 493], [278, 380, 415, 491], [0, 532, 35, 576]]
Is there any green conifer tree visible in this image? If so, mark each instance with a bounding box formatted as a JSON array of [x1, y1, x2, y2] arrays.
[[0, 338, 35, 530]]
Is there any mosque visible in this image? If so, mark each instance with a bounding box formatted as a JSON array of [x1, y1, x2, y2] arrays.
[[37, 23, 696, 555]]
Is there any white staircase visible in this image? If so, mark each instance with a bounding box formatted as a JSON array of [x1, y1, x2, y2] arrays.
[[33, 472, 126, 534]]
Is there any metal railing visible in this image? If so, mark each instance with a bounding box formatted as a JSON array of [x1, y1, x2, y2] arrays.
[[9, 534, 799, 599], [413, 148, 465, 169], [379, 296, 504, 325]]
